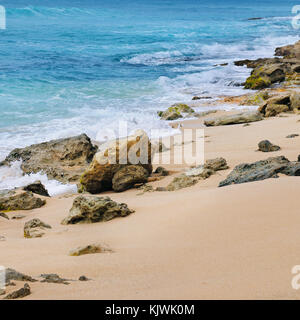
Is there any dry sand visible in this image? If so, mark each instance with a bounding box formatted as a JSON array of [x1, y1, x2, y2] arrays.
[[2, 111, 300, 299]]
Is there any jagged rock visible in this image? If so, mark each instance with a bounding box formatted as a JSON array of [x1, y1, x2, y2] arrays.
[[219, 156, 300, 187], [166, 175, 198, 191], [240, 91, 270, 106], [69, 243, 113, 256], [258, 140, 281, 152], [204, 112, 263, 126], [112, 165, 149, 192], [5, 268, 37, 283], [0, 212, 9, 220], [0, 190, 45, 211], [4, 283, 31, 299], [40, 274, 70, 285], [23, 181, 50, 197], [158, 104, 195, 121], [204, 157, 229, 171], [24, 218, 51, 238], [78, 275, 89, 281], [286, 134, 299, 138], [61, 195, 134, 225], [275, 41, 300, 58], [0, 134, 98, 183], [79, 130, 152, 194], [154, 166, 169, 176]]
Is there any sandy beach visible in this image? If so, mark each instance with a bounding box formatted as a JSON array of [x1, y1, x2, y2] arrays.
[[2, 111, 300, 299]]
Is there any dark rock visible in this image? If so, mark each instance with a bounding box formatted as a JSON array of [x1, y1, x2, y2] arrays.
[[258, 140, 281, 152], [69, 243, 113, 256], [40, 274, 70, 285], [219, 156, 300, 187], [5, 268, 37, 283], [4, 283, 31, 299], [286, 134, 299, 138], [61, 195, 134, 225], [23, 181, 50, 197], [154, 166, 169, 176], [79, 275, 89, 281], [0, 212, 9, 220], [24, 218, 52, 238]]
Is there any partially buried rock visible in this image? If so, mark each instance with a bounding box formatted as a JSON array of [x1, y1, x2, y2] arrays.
[[0, 134, 98, 184], [219, 156, 300, 187], [24, 218, 51, 238], [204, 112, 263, 126], [5, 268, 37, 283], [286, 134, 299, 138], [154, 166, 169, 176], [69, 243, 113, 256], [258, 140, 281, 152], [11, 214, 25, 220], [166, 175, 198, 191], [0, 212, 9, 220], [61, 195, 134, 225], [4, 283, 31, 299], [204, 157, 229, 171], [0, 190, 45, 211], [23, 181, 50, 197], [40, 274, 70, 285]]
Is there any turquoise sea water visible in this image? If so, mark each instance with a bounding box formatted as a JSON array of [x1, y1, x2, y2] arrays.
[[0, 0, 299, 191]]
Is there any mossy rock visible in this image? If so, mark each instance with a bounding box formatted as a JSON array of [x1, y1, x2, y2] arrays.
[[244, 75, 271, 90], [158, 103, 195, 121]]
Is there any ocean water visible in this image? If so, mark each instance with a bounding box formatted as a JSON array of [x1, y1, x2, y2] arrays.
[[0, 0, 299, 193]]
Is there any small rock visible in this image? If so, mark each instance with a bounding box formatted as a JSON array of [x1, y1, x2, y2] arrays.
[[24, 218, 52, 238], [23, 181, 50, 197], [166, 175, 198, 191], [158, 104, 195, 121], [4, 283, 31, 299], [11, 214, 25, 220], [154, 166, 169, 176], [0, 212, 9, 220], [40, 274, 70, 285], [286, 134, 299, 138], [69, 243, 113, 256], [204, 157, 229, 171], [5, 268, 37, 283], [258, 140, 281, 152], [78, 275, 89, 281]]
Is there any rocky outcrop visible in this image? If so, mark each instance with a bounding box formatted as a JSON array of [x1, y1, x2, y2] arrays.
[[69, 243, 113, 256], [219, 156, 300, 187], [61, 195, 134, 225], [5, 268, 37, 283], [204, 112, 263, 126], [258, 140, 281, 152], [79, 130, 152, 194], [258, 93, 291, 117], [0, 134, 98, 183], [290, 92, 300, 113], [24, 218, 52, 238], [4, 283, 31, 299], [23, 181, 50, 197], [157, 104, 195, 121], [0, 190, 45, 211]]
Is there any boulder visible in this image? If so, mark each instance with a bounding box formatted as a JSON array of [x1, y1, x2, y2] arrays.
[[219, 156, 300, 187], [61, 195, 134, 225], [158, 104, 195, 121], [79, 130, 152, 194], [24, 218, 52, 238], [0, 134, 98, 183], [69, 243, 113, 256], [112, 165, 149, 192], [166, 175, 198, 191], [258, 140, 281, 152], [204, 112, 263, 126], [4, 283, 31, 299], [0, 212, 9, 220], [0, 190, 45, 211], [23, 181, 50, 197]]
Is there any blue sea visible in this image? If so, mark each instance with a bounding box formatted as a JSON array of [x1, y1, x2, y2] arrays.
[[0, 0, 299, 193]]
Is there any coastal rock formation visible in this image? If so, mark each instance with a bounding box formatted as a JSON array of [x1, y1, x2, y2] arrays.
[[61, 195, 134, 225], [0, 134, 98, 183], [24, 218, 52, 238], [204, 112, 263, 126], [204, 157, 229, 171], [69, 243, 113, 256], [23, 181, 50, 197], [0, 190, 45, 211], [154, 166, 169, 176], [219, 156, 300, 187], [157, 103, 195, 121], [258, 140, 281, 152], [4, 283, 31, 299], [79, 130, 152, 194]]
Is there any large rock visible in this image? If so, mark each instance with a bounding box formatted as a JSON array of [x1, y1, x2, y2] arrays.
[[157, 104, 195, 121], [79, 130, 152, 194], [0, 134, 98, 183], [219, 156, 300, 187], [5, 268, 37, 283], [204, 112, 263, 126], [23, 181, 50, 197], [24, 218, 52, 238], [61, 195, 134, 225], [258, 140, 281, 152], [0, 190, 45, 211]]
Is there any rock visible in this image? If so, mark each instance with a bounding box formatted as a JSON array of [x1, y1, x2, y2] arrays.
[[5, 268, 37, 283], [204, 112, 263, 126], [112, 165, 149, 192], [24, 218, 51, 238], [23, 181, 50, 197], [166, 175, 198, 191], [0, 236, 5, 241], [240, 91, 270, 106], [0, 212, 9, 220], [185, 167, 214, 179], [61, 195, 134, 225], [258, 140, 281, 152], [156, 187, 167, 192], [0, 190, 45, 211], [258, 94, 291, 117], [79, 130, 152, 194], [275, 41, 300, 58], [69, 243, 113, 256], [78, 275, 89, 281], [204, 157, 229, 171], [286, 134, 299, 138], [290, 92, 300, 113], [219, 156, 300, 187], [40, 274, 70, 285], [4, 283, 31, 299], [136, 184, 154, 195], [0, 289, 5, 295], [158, 104, 195, 121], [192, 96, 212, 100], [154, 166, 169, 176], [0, 134, 98, 183], [11, 214, 25, 220]]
